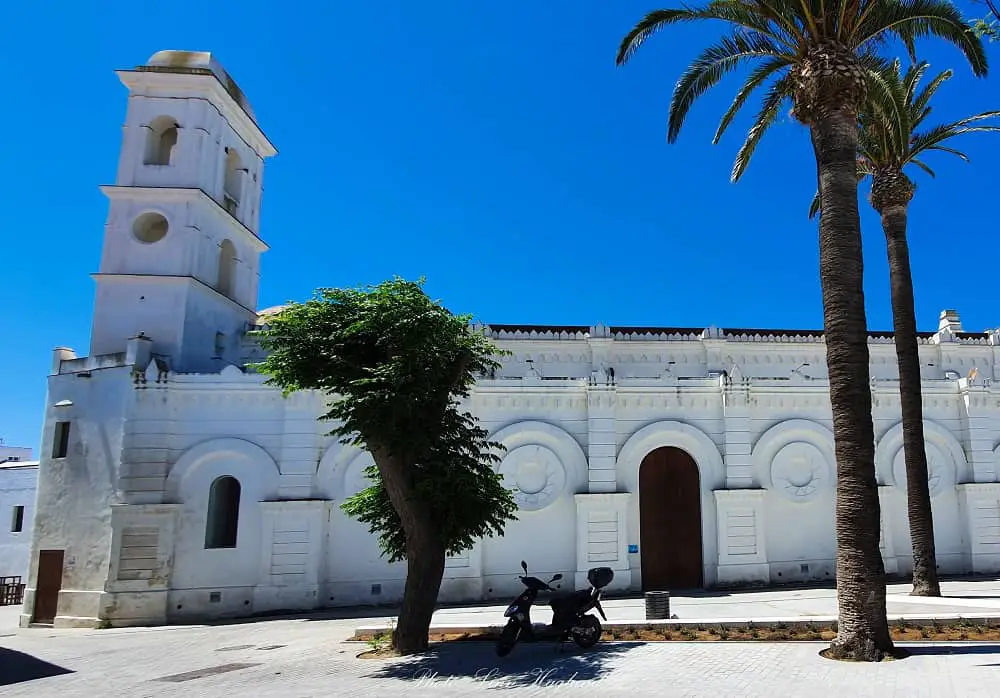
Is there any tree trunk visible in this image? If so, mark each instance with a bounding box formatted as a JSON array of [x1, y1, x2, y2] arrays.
[[880, 201, 940, 597], [373, 448, 447, 654], [810, 109, 895, 661]]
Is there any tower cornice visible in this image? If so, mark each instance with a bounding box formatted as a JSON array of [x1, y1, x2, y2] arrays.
[[116, 69, 276, 159]]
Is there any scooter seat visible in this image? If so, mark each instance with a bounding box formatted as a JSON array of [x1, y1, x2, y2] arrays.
[[549, 589, 591, 611]]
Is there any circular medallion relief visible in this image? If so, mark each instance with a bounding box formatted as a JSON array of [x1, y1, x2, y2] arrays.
[[891, 442, 950, 497], [770, 441, 829, 501], [498, 445, 566, 511]]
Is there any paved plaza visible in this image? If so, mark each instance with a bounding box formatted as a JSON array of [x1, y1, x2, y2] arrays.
[[4, 579, 1000, 697]]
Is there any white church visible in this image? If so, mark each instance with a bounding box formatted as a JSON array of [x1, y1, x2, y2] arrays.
[[20, 51, 1000, 629]]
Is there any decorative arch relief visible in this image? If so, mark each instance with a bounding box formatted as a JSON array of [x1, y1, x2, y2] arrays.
[[617, 419, 726, 492], [316, 439, 378, 502], [165, 437, 280, 503], [498, 444, 566, 511], [876, 420, 967, 497], [489, 421, 588, 512], [889, 441, 952, 497], [342, 451, 376, 499], [752, 419, 834, 503]]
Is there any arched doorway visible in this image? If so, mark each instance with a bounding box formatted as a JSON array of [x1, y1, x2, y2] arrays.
[[639, 446, 703, 590]]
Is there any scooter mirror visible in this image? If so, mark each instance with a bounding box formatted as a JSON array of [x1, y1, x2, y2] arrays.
[[551, 574, 563, 581], [520, 560, 528, 573]]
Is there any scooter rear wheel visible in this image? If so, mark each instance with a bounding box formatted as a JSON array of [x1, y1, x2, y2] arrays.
[[571, 615, 602, 649], [496, 621, 520, 657]]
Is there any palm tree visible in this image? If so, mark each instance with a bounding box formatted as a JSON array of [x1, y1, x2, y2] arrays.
[[809, 60, 1000, 597], [616, 0, 987, 661]]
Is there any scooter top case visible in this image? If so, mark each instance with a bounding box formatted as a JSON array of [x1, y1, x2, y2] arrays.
[[588, 567, 614, 589]]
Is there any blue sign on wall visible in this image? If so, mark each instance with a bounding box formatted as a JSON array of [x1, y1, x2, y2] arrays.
[[628, 544, 638, 554]]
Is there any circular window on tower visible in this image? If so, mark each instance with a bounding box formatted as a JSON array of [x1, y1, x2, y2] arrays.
[[132, 212, 169, 244]]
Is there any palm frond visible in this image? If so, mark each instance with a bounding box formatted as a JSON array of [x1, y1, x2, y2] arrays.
[[908, 158, 936, 177], [901, 60, 931, 105], [908, 121, 1000, 160], [669, 32, 788, 142], [730, 72, 794, 181], [808, 190, 822, 219], [863, 58, 911, 157], [713, 56, 792, 144], [910, 67, 952, 117], [857, 0, 989, 77], [616, 3, 796, 66]]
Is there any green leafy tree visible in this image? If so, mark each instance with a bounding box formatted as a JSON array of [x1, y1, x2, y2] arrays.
[[616, 0, 986, 661], [970, 0, 999, 40], [253, 278, 517, 654], [810, 60, 1000, 597]]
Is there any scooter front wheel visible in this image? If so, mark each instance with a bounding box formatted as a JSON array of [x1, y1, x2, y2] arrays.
[[571, 615, 602, 649], [496, 620, 520, 657]]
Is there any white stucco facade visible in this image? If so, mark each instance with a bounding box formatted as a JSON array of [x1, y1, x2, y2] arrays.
[[21, 51, 1000, 629], [1, 459, 39, 580]]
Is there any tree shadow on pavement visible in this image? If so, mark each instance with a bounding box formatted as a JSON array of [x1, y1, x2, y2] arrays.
[[903, 643, 1000, 666], [0, 647, 73, 686], [363, 641, 643, 687]]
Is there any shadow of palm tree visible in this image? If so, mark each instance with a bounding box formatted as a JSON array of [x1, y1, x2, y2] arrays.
[[903, 643, 1000, 656], [0, 647, 73, 686], [363, 641, 642, 687]]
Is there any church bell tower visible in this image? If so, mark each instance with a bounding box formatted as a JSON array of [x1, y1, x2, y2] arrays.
[[90, 51, 277, 373]]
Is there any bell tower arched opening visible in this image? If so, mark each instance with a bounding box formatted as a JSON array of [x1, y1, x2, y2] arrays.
[[145, 116, 179, 166]]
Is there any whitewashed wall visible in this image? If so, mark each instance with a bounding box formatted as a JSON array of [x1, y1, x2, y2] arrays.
[[22, 317, 1000, 629], [0, 463, 38, 580]]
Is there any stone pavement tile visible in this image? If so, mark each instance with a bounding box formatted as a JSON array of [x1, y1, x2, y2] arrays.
[[4, 612, 1000, 697]]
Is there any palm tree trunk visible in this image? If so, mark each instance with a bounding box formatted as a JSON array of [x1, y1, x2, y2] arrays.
[[880, 201, 940, 597], [810, 109, 895, 661]]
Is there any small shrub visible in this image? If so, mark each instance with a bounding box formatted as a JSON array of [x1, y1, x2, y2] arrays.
[[367, 633, 389, 652]]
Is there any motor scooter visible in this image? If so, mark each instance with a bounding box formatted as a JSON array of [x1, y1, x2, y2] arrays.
[[495, 560, 613, 657]]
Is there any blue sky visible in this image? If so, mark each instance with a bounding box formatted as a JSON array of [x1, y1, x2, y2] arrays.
[[2, 1, 998, 451]]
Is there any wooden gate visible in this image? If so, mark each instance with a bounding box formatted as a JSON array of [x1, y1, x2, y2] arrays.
[[32, 550, 64, 624], [639, 447, 703, 590]]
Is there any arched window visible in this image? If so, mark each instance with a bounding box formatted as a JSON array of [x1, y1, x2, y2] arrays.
[[145, 117, 179, 166], [205, 476, 241, 549], [223, 148, 243, 211], [217, 239, 237, 297]]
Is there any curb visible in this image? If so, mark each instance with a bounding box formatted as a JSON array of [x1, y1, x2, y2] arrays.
[[352, 612, 1000, 639]]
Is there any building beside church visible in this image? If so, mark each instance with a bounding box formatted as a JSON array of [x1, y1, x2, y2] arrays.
[[19, 51, 1000, 629], [1, 444, 37, 582]]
